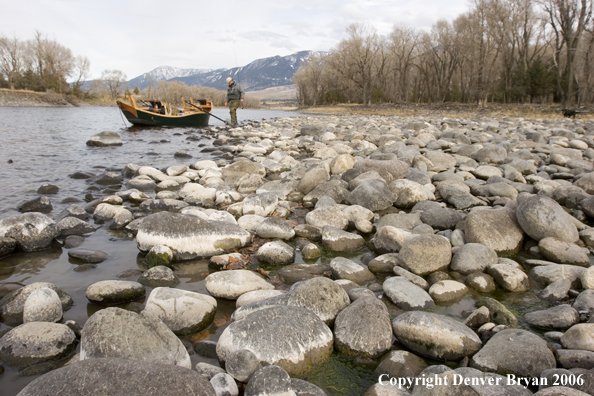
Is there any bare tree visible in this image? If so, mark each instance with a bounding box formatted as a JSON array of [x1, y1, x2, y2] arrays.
[[328, 23, 380, 105], [101, 69, 127, 100], [388, 26, 421, 103], [541, 0, 593, 105], [0, 35, 24, 90], [71, 55, 90, 98]]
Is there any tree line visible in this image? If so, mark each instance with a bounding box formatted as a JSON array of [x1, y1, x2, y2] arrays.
[[293, 0, 594, 107], [0, 31, 91, 97]]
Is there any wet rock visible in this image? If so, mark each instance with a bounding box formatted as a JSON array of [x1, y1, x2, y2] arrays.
[[255, 217, 295, 240], [143, 287, 216, 335], [80, 307, 191, 368], [428, 280, 468, 302], [205, 270, 274, 300], [138, 265, 180, 288], [392, 311, 482, 361], [516, 195, 579, 243], [383, 276, 434, 310], [470, 329, 556, 378], [476, 297, 518, 327], [225, 348, 261, 382], [217, 306, 333, 376], [374, 350, 427, 383], [322, 226, 365, 252], [301, 243, 321, 259], [85, 280, 145, 305], [329, 256, 375, 284], [286, 277, 350, 325], [368, 253, 399, 274], [397, 234, 452, 276], [334, 296, 392, 358], [466, 271, 497, 292], [278, 263, 332, 285], [23, 287, 62, 323], [291, 378, 327, 396], [244, 365, 292, 396], [0, 212, 59, 252], [145, 244, 174, 268], [56, 217, 95, 237], [37, 184, 59, 194], [0, 237, 17, 257], [0, 322, 76, 370], [136, 212, 252, 260], [255, 240, 295, 265], [19, 358, 215, 396], [67, 248, 108, 263], [1, 282, 73, 326], [93, 203, 133, 229], [18, 196, 53, 213], [525, 305, 579, 330], [86, 131, 123, 146]]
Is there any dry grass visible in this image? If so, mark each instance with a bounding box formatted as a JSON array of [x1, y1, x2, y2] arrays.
[[301, 103, 594, 120]]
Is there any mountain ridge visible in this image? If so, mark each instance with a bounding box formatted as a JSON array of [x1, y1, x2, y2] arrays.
[[127, 50, 318, 92]]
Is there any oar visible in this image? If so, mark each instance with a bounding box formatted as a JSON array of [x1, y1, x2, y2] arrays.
[[185, 100, 228, 124]]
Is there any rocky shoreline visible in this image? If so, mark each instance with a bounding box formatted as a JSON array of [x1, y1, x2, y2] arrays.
[[1, 113, 594, 395]]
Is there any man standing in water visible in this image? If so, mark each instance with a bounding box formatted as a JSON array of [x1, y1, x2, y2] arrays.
[[224, 77, 244, 127]]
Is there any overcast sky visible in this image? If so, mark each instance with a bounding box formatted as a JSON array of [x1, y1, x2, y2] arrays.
[[2, 0, 471, 80]]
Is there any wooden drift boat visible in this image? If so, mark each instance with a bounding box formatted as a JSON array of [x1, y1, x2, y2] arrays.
[[117, 95, 213, 127]]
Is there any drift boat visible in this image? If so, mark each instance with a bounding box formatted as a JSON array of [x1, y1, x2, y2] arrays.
[[117, 95, 212, 127]]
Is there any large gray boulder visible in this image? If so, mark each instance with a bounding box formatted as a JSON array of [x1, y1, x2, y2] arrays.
[[217, 306, 334, 376], [86, 131, 123, 146], [0, 322, 77, 369], [143, 287, 217, 335], [398, 234, 452, 276], [23, 287, 62, 323], [1, 282, 73, 326], [17, 358, 216, 396], [80, 307, 191, 368], [392, 311, 482, 361], [470, 329, 556, 377], [524, 305, 579, 330], [136, 212, 252, 260], [85, 280, 146, 305], [463, 207, 524, 254], [286, 277, 350, 326], [334, 297, 392, 358], [516, 195, 579, 243], [347, 180, 396, 211], [450, 243, 498, 275], [0, 212, 59, 252]]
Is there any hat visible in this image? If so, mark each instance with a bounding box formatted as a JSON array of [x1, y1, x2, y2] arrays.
[[226, 77, 233, 83]]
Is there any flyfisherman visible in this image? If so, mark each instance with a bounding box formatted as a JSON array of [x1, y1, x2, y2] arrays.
[[224, 77, 244, 127]]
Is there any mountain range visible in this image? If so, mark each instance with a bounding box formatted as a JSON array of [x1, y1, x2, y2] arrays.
[[127, 50, 315, 92]]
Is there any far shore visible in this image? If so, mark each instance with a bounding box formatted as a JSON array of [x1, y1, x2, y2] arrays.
[[1, 88, 591, 120]]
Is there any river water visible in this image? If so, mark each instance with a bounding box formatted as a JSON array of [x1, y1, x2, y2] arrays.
[[0, 107, 548, 395]]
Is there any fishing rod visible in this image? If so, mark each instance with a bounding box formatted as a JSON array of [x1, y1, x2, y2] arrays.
[[184, 100, 228, 124]]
